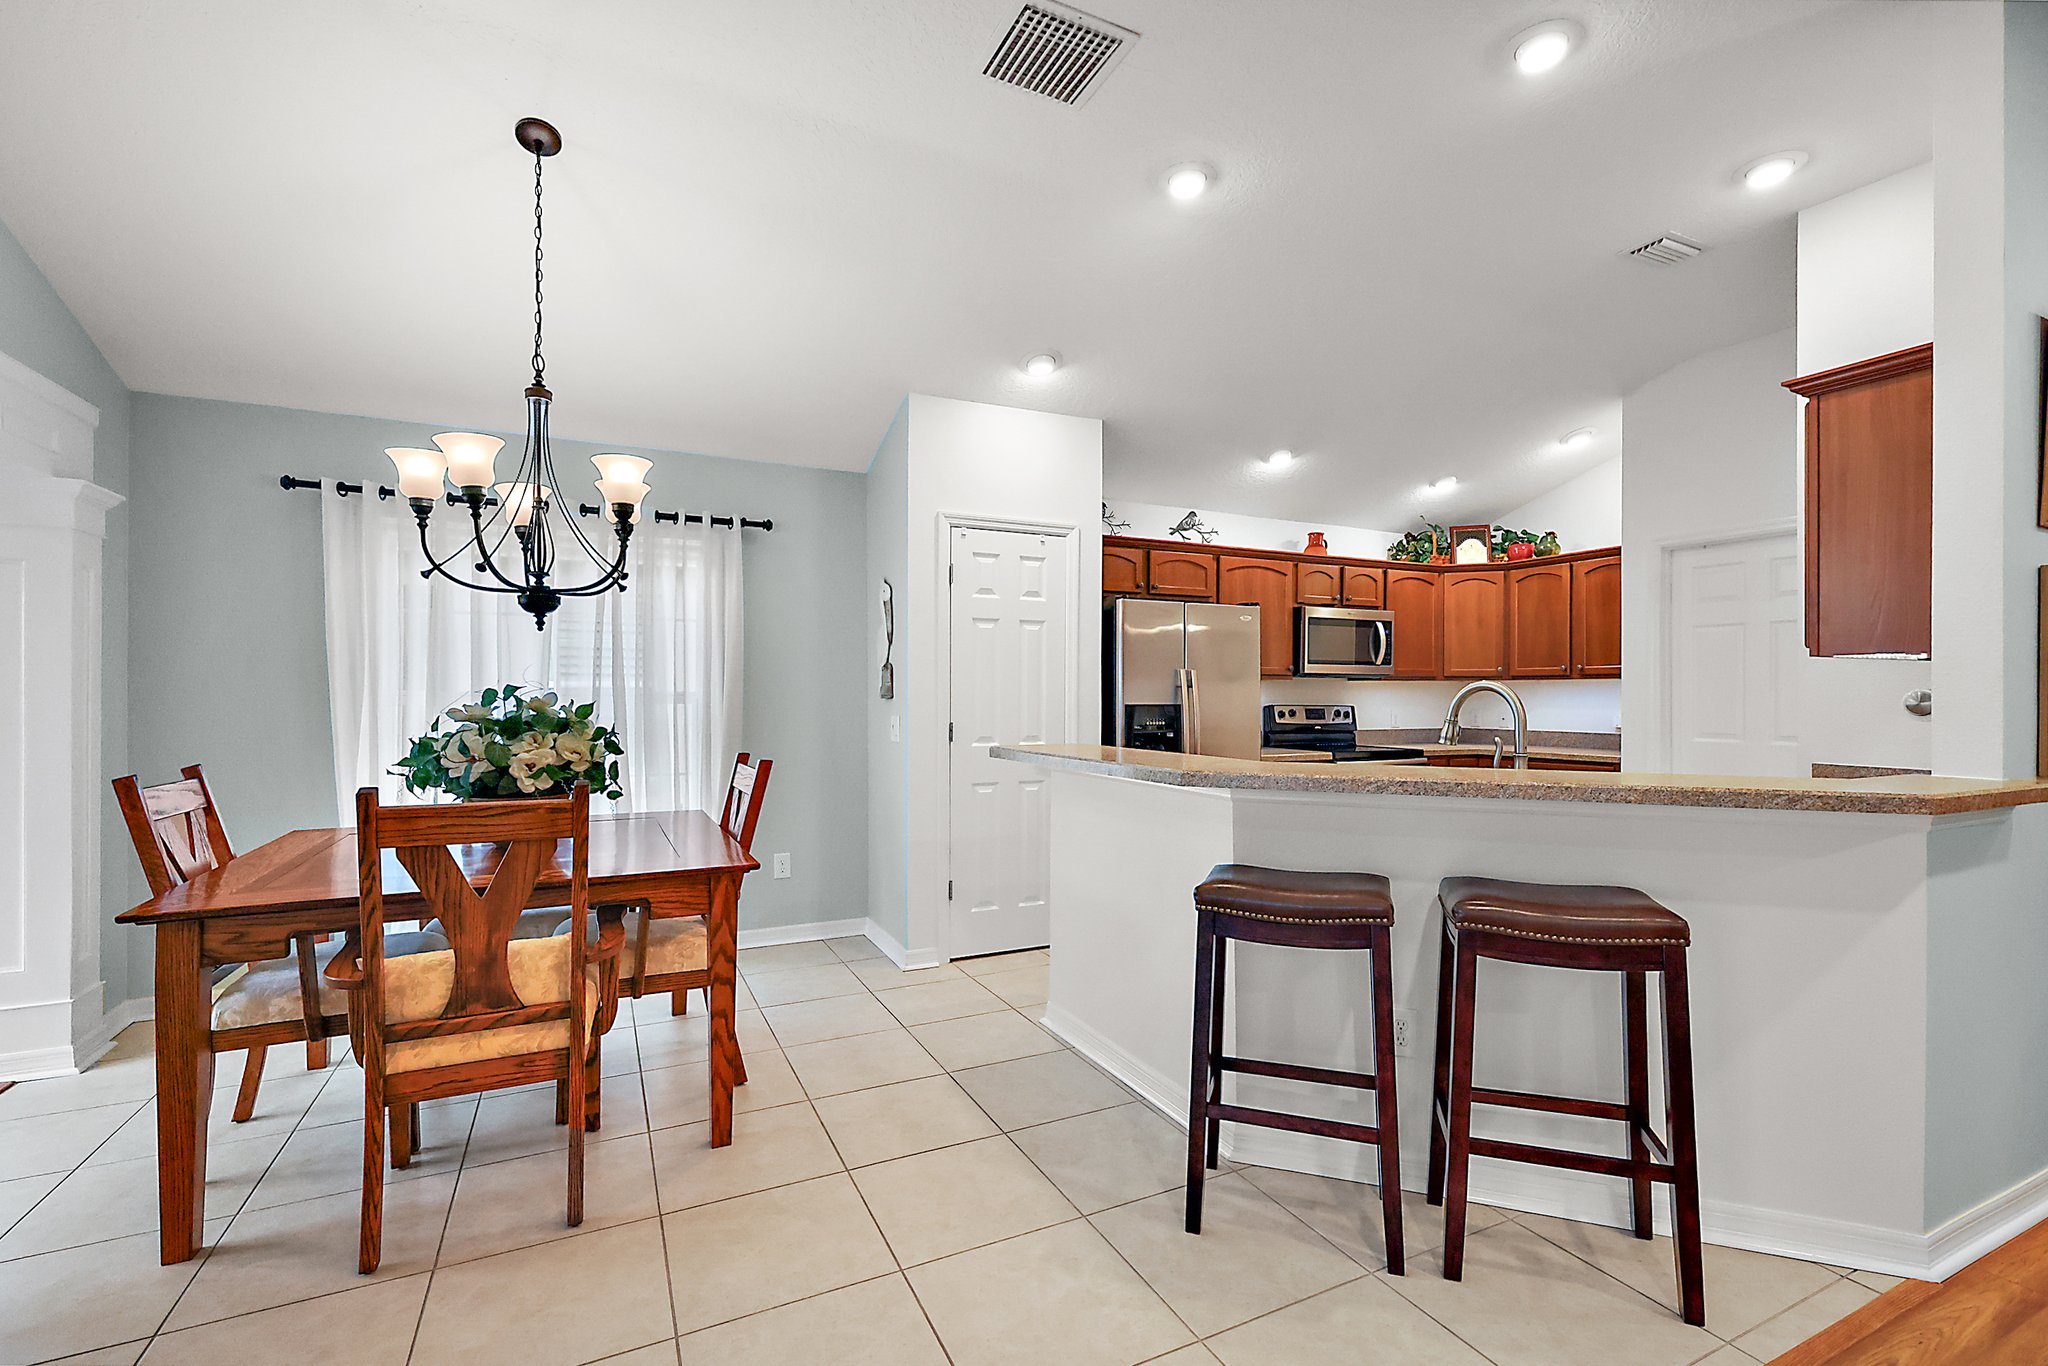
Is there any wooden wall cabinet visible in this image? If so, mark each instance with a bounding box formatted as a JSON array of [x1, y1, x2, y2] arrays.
[[1103, 542, 1145, 597], [1296, 561, 1342, 606], [1341, 567, 1386, 608], [1386, 568, 1443, 679], [1147, 547, 1218, 601], [1219, 555, 1298, 677], [1506, 560, 1573, 678], [1441, 571, 1507, 678], [1570, 555, 1622, 677], [1784, 344, 1933, 658]]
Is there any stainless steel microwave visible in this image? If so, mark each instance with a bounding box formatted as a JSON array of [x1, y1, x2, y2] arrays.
[[1294, 605, 1395, 678]]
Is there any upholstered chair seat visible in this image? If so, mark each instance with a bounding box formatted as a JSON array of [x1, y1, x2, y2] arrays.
[[376, 936, 602, 1074], [213, 930, 447, 1031], [613, 909, 708, 980]]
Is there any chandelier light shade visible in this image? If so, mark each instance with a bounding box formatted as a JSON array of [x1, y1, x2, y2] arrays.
[[385, 117, 656, 628]]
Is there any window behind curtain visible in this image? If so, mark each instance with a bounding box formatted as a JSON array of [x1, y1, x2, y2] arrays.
[[321, 495, 742, 820]]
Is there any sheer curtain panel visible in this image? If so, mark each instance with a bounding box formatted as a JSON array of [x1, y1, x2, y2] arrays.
[[321, 494, 742, 819]]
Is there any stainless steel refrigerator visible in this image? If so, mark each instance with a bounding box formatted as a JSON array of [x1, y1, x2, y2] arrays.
[[1106, 599, 1263, 759]]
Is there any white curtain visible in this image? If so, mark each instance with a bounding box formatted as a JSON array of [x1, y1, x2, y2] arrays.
[[321, 494, 743, 819]]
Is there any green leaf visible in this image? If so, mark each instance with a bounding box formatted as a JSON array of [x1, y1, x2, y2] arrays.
[[575, 702, 594, 719]]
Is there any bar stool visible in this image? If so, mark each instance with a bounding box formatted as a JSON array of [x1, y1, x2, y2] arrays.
[[1425, 876, 1704, 1326], [1186, 863, 1405, 1274]]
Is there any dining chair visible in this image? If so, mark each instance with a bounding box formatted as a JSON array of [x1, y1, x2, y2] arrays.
[[330, 783, 623, 1273], [112, 766, 448, 1122]]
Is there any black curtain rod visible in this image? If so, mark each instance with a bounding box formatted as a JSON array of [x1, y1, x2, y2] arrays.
[[277, 475, 773, 531]]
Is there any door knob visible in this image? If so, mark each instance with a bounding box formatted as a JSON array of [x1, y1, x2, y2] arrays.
[[1903, 690, 1932, 717]]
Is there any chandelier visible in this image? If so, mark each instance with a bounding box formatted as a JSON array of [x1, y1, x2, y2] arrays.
[[384, 117, 653, 629]]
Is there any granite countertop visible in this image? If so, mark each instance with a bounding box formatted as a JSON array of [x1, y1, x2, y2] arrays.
[[991, 744, 2048, 816]]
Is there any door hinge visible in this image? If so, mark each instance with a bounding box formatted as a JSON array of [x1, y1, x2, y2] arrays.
[[948, 880, 954, 901], [949, 563, 955, 584], [949, 722, 954, 741]]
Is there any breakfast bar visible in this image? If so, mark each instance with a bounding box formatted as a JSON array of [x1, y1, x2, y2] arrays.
[[994, 744, 2048, 1280]]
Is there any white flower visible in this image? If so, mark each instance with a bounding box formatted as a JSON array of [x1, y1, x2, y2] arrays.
[[445, 702, 494, 723], [508, 731, 557, 767], [437, 727, 489, 779], [554, 734, 593, 771], [523, 692, 560, 716]]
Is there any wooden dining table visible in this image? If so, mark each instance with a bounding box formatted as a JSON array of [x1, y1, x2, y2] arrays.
[[116, 807, 756, 1265]]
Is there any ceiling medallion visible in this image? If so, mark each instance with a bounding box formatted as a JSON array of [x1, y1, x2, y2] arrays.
[[384, 117, 654, 629]]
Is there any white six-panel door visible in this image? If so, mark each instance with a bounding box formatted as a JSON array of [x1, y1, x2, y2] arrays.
[[947, 525, 1071, 958], [1669, 531, 1802, 776]]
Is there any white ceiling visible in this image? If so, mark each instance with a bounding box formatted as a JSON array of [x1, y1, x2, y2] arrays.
[[0, 0, 1944, 527]]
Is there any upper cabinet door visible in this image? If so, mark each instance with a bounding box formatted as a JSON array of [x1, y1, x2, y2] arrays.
[[1386, 568, 1442, 678], [1102, 542, 1145, 596], [1147, 547, 1218, 600], [1785, 345, 1932, 658], [1218, 555, 1298, 677], [1507, 561, 1573, 677], [1441, 570, 1507, 678], [1571, 555, 1622, 677], [1296, 561, 1342, 606], [1341, 566, 1386, 608]]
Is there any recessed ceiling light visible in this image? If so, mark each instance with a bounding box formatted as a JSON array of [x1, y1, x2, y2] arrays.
[[1421, 475, 1459, 497], [1741, 151, 1807, 191], [1263, 449, 1295, 471], [1558, 428, 1595, 450], [1164, 163, 1212, 201], [1022, 352, 1061, 379], [1512, 22, 1574, 75]]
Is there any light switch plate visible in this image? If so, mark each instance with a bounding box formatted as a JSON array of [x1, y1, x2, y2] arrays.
[[772, 853, 791, 879]]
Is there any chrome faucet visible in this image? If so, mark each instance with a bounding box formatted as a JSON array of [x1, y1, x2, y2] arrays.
[[1439, 681, 1529, 769]]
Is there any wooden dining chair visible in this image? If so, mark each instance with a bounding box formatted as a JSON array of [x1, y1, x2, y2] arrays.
[[615, 754, 772, 1036], [112, 766, 447, 1122], [331, 783, 623, 1273]]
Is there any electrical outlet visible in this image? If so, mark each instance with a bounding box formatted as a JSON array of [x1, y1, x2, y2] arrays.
[[889, 714, 900, 742], [1392, 1010, 1416, 1056], [772, 852, 791, 879]]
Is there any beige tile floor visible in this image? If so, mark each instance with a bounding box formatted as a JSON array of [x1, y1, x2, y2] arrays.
[[0, 937, 1876, 1365]]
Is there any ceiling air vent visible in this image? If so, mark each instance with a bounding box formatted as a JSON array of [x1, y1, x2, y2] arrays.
[[1629, 234, 1704, 265], [983, 2, 1138, 106]]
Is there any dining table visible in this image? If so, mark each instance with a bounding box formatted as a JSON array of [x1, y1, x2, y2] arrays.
[[116, 807, 757, 1265]]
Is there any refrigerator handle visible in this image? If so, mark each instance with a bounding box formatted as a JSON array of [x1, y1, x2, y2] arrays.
[[1180, 667, 1201, 754]]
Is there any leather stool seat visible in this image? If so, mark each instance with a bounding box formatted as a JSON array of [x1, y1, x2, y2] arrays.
[[1197, 865, 1394, 925], [1440, 876, 1689, 947]]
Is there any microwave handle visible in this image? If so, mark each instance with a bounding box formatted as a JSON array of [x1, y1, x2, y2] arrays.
[[1373, 618, 1392, 666], [1179, 667, 1201, 754]]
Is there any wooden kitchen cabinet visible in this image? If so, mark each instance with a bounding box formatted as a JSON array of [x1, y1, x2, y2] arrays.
[[1441, 570, 1506, 678], [1506, 560, 1572, 678], [1784, 344, 1932, 658], [1219, 555, 1298, 677], [1102, 543, 1145, 596], [1147, 547, 1218, 600], [1341, 566, 1386, 608], [1571, 554, 1622, 677], [1386, 568, 1442, 678], [1296, 560, 1342, 605]]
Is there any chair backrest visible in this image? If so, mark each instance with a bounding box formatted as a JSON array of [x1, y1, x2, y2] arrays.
[[113, 765, 234, 896], [353, 785, 590, 1063], [720, 753, 773, 854]]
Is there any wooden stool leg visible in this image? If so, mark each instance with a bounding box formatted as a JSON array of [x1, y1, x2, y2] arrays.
[[389, 1103, 413, 1169], [1623, 969, 1654, 1240], [1184, 912, 1218, 1234], [305, 1036, 330, 1070], [672, 989, 689, 1016], [231, 1046, 267, 1123], [361, 1083, 386, 1274], [1440, 938, 1480, 1281], [1426, 918, 1456, 1206], [1661, 949, 1706, 1327], [585, 1036, 603, 1133], [555, 1078, 570, 1126], [1370, 924, 1406, 1276], [1205, 932, 1228, 1171], [409, 1102, 422, 1155]]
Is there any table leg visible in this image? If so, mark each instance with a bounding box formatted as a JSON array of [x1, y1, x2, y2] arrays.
[[708, 874, 738, 1147], [155, 922, 214, 1264]]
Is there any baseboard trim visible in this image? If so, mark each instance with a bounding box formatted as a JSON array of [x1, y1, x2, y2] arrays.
[[737, 918, 866, 951], [1046, 1001, 2031, 1280], [861, 918, 943, 971], [0, 995, 150, 1082]]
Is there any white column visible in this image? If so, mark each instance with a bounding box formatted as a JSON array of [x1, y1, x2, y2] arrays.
[[0, 350, 121, 1079]]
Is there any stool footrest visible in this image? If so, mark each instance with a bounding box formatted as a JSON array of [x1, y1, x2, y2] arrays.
[[1206, 1100, 1383, 1147], [1470, 1085, 1629, 1122], [1469, 1134, 1674, 1183], [1218, 1054, 1377, 1091]]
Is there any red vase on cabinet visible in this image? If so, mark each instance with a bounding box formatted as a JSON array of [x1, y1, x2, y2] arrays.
[[1506, 541, 1536, 561], [1305, 532, 1328, 555]]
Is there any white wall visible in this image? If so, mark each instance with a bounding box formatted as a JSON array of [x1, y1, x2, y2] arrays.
[[1108, 499, 1399, 560], [892, 395, 1102, 965], [1621, 329, 1803, 769], [1797, 165, 1937, 772], [864, 403, 911, 952], [1496, 457, 1622, 552]]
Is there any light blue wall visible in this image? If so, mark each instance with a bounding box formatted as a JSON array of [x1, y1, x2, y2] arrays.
[[128, 394, 869, 942], [0, 216, 139, 1003]]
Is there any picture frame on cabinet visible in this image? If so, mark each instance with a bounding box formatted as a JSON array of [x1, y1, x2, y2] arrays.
[[1449, 524, 1493, 564]]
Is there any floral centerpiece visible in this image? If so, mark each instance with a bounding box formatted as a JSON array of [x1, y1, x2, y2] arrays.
[[392, 685, 624, 800]]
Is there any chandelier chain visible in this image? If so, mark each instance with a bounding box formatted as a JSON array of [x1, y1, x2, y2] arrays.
[[531, 147, 546, 387]]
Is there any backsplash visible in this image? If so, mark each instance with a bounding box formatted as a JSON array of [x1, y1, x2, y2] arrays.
[[1260, 676, 1622, 735]]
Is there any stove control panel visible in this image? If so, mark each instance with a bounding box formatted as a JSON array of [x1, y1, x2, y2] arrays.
[[1265, 704, 1354, 726]]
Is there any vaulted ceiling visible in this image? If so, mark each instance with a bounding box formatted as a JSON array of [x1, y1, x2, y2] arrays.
[[0, 1, 1943, 527]]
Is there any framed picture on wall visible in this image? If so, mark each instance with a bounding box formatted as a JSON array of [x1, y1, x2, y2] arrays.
[[1449, 524, 1493, 564]]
